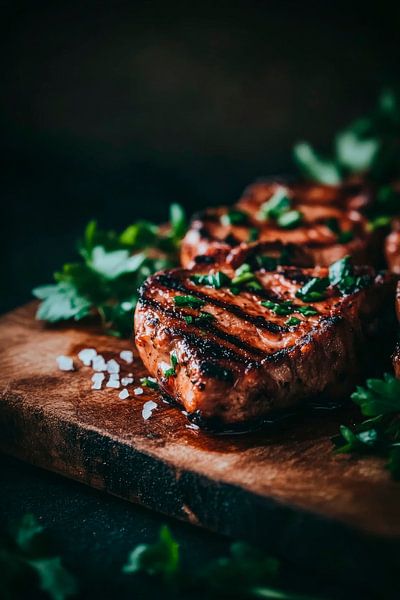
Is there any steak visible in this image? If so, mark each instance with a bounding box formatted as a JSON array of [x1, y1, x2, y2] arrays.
[[135, 259, 395, 427], [181, 180, 378, 270]]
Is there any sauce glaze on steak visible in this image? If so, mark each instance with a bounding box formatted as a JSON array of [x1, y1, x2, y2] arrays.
[[135, 261, 395, 427]]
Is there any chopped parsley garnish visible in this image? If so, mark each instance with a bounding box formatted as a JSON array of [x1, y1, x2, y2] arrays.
[[258, 187, 291, 219], [174, 295, 205, 308], [191, 271, 231, 289], [296, 277, 330, 302], [140, 377, 159, 390], [162, 352, 179, 378], [285, 316, 301, 327], [248, 227, 259, 241], [220, 210, 248, 226], [325, 218, 354, 244], [297, 305, 319, 316], [184, 311, 214, 325], [258, 187, 304, 230], [332, 374, 400, 480], [261, 300, 294, 316], [328, 255, 370, 295], [256, 255, 278, 271], [296, 257, 370, 302], [33, 204, 187, 338], [276, 209, 303, 229], [231, 263, 262, 290]]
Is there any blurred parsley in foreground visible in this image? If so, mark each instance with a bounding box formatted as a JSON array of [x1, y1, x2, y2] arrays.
[[0, 514, 77, 600], [32, 204, 186, 338], [123, 526, 320, 599], [332, 373, 400, 480]]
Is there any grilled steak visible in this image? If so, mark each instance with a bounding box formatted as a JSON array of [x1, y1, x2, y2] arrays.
[[181, 180, 377, 269], [135, 259, 395, 427]]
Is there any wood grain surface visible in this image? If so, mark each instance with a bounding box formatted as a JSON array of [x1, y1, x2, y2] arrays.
[[0, 303, 399, 586]]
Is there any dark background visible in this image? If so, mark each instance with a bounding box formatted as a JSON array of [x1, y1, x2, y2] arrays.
[[1, 1, 400, 598]]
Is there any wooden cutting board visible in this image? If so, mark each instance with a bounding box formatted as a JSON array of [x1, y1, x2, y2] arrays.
[[1, 303, 399, 587]]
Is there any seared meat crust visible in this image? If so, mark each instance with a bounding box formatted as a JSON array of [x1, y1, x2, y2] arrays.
[[181, 180, 377, 269], [135, 262, 395, 427]]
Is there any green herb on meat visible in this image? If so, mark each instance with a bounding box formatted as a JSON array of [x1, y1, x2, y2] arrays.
[[325, 218, 354, 244], [296, 277, 330, 302], [276, 209, 303, 229], [332, 374, 400, 480], [174, 295, 205, 309], [163, 352, 179, 378], [191, 271, 231, 289], [328, 256, 370, 295], [285, 316, 301, 327], [140, 377, 160, 390], [33, 204, 187, 338], [221, 210, 249, 226], [258, 187, 303, 229]]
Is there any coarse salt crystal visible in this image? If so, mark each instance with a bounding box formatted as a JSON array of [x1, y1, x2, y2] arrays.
[[121, 377, 134, 386], [134, 387, 144, 396], [92, 355, 107, 372], [142, 400, 157, 420], [106, 376, 120, 389], [91, 373, 105, 390], [56, 356, 74, 371], [119, 388, 129, 400], [78, 348, 97, 366], [147, 376, 157, 383], [106, 359, 120, 374], [119, 350, 133, 364]]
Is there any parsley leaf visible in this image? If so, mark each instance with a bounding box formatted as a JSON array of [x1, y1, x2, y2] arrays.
[[123, 527, 322, 599], [33, 205, 187, 337], [333, 374, 400, 480], [293, 89, 400, 192], [293, 142, 342, 185], [33, 282, 92, 323], [0, 514, 77, 600], [123, 525, 179, 582]]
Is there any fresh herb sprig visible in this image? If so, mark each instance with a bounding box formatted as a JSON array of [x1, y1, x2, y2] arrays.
[[293, 89, 400, 186], [123, 525, 321, 599], [33, 204, 186, 338], [333, 374, 400, 480], [0, 514, 77, 600]]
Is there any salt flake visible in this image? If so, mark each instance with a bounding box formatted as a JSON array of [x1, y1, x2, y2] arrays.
[[121, 377, 134, 386], [106, 376, 120, 389], [142, 400, 157, 420], [119, 389, 129, 400], [56, 356, 74, 371], [91, 373, 105, 390], [78, 348, 97, 366], [92, 355, 107, 372], [120, 350, 133, 364], [134, 387, 144, 396], [106, 359, 120, 374]]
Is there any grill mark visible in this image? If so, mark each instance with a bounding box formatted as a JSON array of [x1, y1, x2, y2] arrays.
[[166, 325, 251, 366], [153, 273, 285, 333], [139, 294, 266, 359]]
